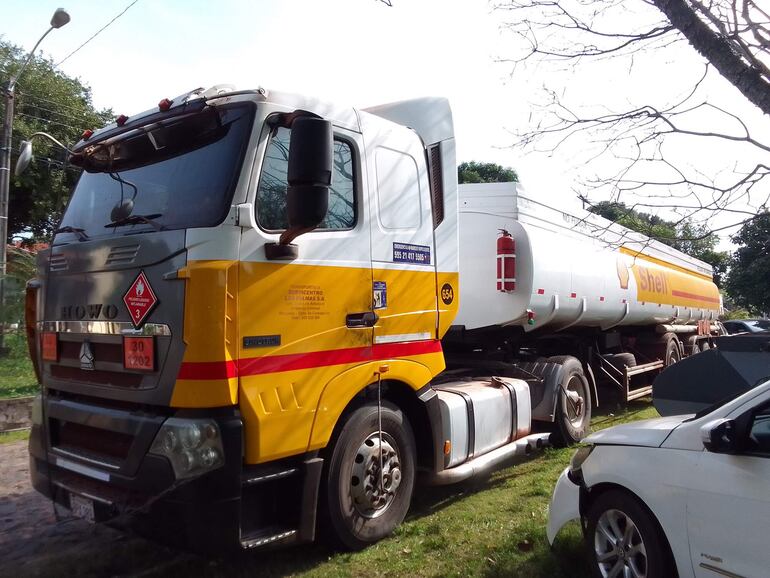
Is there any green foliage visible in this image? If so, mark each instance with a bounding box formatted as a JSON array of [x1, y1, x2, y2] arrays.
[[721, 308, 753, 320], [589, 201, 730, 286], [0, 332, 38, 399], [725, 211, 770, 313], [458, 161, 518, 184], [1, 245, 37, 328], [1, 39, 113, 242]]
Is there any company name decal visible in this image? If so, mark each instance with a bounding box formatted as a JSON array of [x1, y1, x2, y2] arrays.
[[631, 262, 720, 307], [636, 265, 669, 295]]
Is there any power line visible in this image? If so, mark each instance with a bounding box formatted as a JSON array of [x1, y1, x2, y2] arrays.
[[17, 101, 91, 123], [16, 112, 84, 132], [55, 0, 141, 66], [17, 91, 102, 115]]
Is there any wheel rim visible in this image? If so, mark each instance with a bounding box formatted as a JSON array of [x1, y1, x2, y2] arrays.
[[594, 508, 648, 578], [665, 342, 680, 366], [349, 432, 402, 519], [564, 375, 587, 429]]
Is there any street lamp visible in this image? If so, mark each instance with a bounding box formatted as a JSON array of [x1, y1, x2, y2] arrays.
[[0, 8, 70, 353]]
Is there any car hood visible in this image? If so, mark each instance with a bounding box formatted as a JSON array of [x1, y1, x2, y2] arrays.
[[584, 415, 693, 448]]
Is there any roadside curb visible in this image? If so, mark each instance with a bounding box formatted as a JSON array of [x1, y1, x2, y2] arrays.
[[0, 395, 34, 432]]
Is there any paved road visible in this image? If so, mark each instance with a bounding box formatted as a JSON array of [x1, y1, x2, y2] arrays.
[[0, 441, 331, 578], [0, 440, 198, 578]]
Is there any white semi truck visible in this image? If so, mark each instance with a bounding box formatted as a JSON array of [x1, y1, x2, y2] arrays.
[[22, 86, 720, 552]]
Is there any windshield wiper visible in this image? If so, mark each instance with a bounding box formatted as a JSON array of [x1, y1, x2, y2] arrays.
[[104, 213, 163, 230], [55, 226, 89, 241]]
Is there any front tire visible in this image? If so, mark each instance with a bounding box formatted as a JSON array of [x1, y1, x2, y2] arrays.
[[321, 400, 416, 550], [548, 356, 592, 446], [586, 489, 674, 578]]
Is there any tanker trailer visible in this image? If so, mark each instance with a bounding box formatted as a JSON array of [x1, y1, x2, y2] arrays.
[[443, 182, 721, 444]]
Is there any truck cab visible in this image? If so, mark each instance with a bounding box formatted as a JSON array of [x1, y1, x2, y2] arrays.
[[28, 85, 550, 552]]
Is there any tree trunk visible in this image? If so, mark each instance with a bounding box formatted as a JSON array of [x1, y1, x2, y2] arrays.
[[652, 0, 770, 116]]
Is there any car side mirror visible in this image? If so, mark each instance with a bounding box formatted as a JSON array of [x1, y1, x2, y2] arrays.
[[701, 418, 739, 454], [15, 141, 34, 176], [280, 116, 332, 245]]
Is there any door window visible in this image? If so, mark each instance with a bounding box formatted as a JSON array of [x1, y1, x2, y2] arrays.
[[748, 402, 770, 455], [256, 126, 356, 231]]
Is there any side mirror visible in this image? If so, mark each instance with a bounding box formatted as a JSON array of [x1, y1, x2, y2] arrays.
[[15, 141, 33, 176], [701, 418, 739, 454], [280, 117, 332, 244]]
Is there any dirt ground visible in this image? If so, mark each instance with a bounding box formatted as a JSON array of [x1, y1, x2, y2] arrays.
[[0, 440, 201, 578]]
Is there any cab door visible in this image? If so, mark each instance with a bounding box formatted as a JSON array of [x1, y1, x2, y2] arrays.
[[237, 122, 373, 463], [364, 122, 438, 349]]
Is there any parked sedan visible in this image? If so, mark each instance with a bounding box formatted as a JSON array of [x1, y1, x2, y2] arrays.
[[547, 378, 770, 578], [722, 318, 770, 335]]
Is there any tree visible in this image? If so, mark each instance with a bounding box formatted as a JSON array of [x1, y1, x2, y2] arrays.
[[725, 211, 770, 313], [589, 200, 730, 286], [458, 161, 518, 184], [495, 0, 770, 234], [1, 39, 112, 242]]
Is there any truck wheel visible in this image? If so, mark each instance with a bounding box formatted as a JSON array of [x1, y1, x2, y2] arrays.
[[663, 335, 681, 367], [547, 356, 592, 446], [586, 489, 675, 578], [321, 400, 416, 550]]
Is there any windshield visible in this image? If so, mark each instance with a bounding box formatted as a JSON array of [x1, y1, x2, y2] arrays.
[[747, 320, 770, 332], [55, 103, 254, 244]]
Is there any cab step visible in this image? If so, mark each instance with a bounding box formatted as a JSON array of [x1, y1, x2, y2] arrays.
[[241, 466, 299, 487], [241, 527, 298, 549]]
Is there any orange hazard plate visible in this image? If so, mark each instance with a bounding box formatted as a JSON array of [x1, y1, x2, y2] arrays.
[[123, 336, 155, 371]]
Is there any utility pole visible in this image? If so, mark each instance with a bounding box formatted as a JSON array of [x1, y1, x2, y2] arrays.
[[0, 8, 70, 354]]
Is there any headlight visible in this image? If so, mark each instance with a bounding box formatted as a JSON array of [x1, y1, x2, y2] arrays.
[[569, 444, 594, 473], [149, 418, 225, 479]]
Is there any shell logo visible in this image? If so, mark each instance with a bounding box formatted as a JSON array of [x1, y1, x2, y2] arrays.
[[616, 255, 630, 290]]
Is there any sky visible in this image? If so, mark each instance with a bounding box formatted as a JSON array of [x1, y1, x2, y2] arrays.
[[2, 0, 767, 246]]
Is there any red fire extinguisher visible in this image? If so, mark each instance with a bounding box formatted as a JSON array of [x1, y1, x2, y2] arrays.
[[497, 229, 516, 292]]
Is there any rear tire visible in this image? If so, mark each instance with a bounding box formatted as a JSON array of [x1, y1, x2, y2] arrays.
[[663, 335, 681, 367], [547, 356, 592, 446], [586, 489, 675, 578], [320, 400, 416, 550]]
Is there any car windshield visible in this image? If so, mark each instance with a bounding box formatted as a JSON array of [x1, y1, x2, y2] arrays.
[[747, 320, 770, 331], [54, 103, 254, 244], [686, 375, 770, 421]]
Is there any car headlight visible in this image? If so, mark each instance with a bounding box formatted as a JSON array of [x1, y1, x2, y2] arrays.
[[149, 418, 225, 480], [569, 445, 594, 473]]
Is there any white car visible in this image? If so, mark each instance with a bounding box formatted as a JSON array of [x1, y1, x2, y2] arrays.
[[547, 378, 770, 578]]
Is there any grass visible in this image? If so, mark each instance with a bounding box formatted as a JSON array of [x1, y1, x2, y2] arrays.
[[151, 400, 659, 578], [0, 332, 39, 399], [0, 428, 30, 444]]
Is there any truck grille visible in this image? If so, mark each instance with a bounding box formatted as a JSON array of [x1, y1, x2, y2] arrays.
[[51, 420, 134, 466], [50, 365, 144, 387]]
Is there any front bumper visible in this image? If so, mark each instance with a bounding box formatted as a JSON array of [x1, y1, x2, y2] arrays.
[[546, 467, 582, 545], [29, 396, 244, 553]]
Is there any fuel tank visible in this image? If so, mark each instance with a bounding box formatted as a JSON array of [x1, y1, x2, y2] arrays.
[[455, 183, 721, 332]]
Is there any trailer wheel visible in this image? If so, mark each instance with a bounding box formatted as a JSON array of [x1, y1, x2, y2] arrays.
[[547, 356, 592, 446], [321, 400, 416, 550], [663, 334, 681, 367]]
